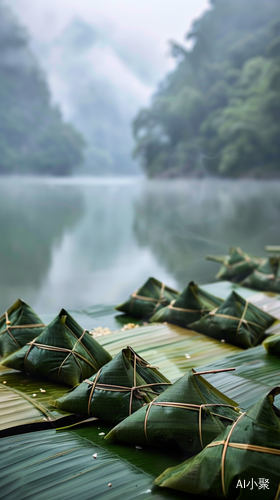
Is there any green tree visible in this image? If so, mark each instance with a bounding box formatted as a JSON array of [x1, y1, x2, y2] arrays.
[[133, 0, 280, 178], [0, 2, 85, 175]]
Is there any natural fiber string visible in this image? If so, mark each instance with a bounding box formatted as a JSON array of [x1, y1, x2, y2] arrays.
[[208, 296, 271, 344], [236, 300, 248, 334], [237, 247, 250, 262], [84, 378, 170, 416], [209, 306, 261, 333], [84, 347, 170, 416], [152, 282, 166, 314], [193, 368, 236, 376], [2, 310, 45, 350], [130, 282, 168, 314], [223, 247, 253, 268], [254, 270, 280, 281], [57, 329, 91, 380], [144, 400, 155, 445], [24, 334, 98, 377], [64, 324, 98, 371], [206, 429, 280, 499], [208, 440, 280, 456], [275, 482, 280, 500], [86, 369, 101, 415], [143, 401, 238, 449], [220, 412, 246, 498], [127, 345, 160, 370], [168, 301, 210, 314]]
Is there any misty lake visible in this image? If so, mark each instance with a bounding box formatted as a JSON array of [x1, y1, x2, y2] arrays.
[[1, 176, 280, 316]]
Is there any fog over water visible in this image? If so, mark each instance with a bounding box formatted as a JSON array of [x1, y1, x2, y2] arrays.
[[1, 177, 279, 316], [2, 3, 278, 319]]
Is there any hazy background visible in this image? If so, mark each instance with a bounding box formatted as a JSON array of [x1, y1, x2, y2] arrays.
[[1, 1, 279, 316], [10, 0, 209, 174]]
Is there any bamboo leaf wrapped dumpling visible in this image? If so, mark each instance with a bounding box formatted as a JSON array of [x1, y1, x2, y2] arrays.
[[155, 387, 280, 499], [1, 309, 112, 386], [115, 277, 179, 319], [106, 369, 240, 454], [0, 298, 46, 359], [206, 247, 262, 281], [242, 256, 280, 293], [150, 281, 223, 327], [50, 346, 171, 423], [189, 291, 275, 348]]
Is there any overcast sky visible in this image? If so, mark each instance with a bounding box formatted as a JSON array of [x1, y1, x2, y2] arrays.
[[10, 0, 209, 87]]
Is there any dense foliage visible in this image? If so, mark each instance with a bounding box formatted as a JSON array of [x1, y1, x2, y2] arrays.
[[133, 0, 280, 178], [0, 2, 85, 175]]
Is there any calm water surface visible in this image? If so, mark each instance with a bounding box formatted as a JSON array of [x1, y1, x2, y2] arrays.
[[1, 176, 280, 315]]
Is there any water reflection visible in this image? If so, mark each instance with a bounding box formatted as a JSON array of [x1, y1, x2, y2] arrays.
[[0, 178, 84, 310], [32, 178, 175, 313], [133, 179, 280, 288], [1, 177, 280, 315]]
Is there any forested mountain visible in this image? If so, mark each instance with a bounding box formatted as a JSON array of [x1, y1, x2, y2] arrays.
[[0, 2, 85, 175], [133, 0, 280, 178]]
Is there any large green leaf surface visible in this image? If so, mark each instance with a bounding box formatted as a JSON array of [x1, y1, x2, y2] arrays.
[[1, 283, 280, 499], [0, 365, 76, 433], [0, 427, 190, 500]]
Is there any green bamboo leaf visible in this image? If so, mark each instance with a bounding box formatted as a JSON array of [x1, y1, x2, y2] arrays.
[[51, 347, 171, 423], [150, 281, 223, 327], [106, 369, 240, 454], [1, 309, 111, 386], [0, 299, 46, 358], [0, 428, 187, 500], [155, 388, 280, 499], [188, 290, 275, 348], [115, 277, 179, 318]]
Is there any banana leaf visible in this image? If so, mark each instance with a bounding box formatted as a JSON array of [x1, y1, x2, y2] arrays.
[[0, 298, 46, 359], [50, 346, 171, 423], [206, 247, 262, 281], [1, 309, 112, 386], [115, 277, 179, 319], [0, 427, 187, 500], [150, 281, 223, 327], [106, 369, 240, 455], [155, 387, 280, 499], [189, 291, 275, 348], [242, 257, 280, 293]]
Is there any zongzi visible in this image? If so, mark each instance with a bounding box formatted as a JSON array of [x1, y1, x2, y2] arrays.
[[155, 387, 280, 500], [1, 309, 112, 386], [0, 298, 46, 359], [150, 281, 223, 327], [106, 369, 240, 454], [115, 277, 179, 318], [189, 291, 275, 348], [50, 346, 171, 423], [242, 256, 280, 293], [206, 247, 262, 281]]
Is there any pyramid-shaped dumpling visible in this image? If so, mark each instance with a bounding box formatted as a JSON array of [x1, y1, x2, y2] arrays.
[[0, 298, 46, 359], [1, 309, 112, 386], [189, 291, 275, 348], [50, 346, 171, 423], [115, 277, 179, 319], [207, 247, 262, 281], [242, 256, 280, 293], [106, 369, 240, 454], [150, 281, 223, 327], [155, 387, 280, 499]]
